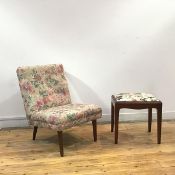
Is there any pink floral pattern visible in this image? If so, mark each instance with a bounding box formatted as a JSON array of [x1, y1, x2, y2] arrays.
[[17, 64, 102, 131], [31, 104, 102, 131], [17, 64, 71, 117]]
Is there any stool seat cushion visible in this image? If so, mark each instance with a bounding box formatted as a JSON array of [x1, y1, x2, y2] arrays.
[[113, 93, 159, 102]]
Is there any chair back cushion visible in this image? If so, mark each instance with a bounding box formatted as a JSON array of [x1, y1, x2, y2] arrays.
[[17, 64, 71, 118]]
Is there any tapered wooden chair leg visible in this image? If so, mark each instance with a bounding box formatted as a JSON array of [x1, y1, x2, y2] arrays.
[[33, 126, 38, 140], [57, 131, 64, 157], [92, 120, 97, 142]]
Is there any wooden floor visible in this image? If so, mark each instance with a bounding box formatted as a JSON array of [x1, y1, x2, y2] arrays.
[[0, 121, 175, 175]]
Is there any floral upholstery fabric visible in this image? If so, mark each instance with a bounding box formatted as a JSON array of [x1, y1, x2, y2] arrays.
[[17, 64, 71, 118], [30, 104, 102, 131], [114, 93, 159, 102], [17, 64, 102, 131]]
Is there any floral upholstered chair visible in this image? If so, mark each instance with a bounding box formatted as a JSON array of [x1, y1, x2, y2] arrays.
[[16, 64, 102, 157]]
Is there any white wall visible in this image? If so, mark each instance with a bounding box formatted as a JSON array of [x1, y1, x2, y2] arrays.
[[0, 0, 175, 127]]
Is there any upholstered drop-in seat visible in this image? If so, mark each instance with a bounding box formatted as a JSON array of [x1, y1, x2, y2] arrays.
[[16, 64, 102, 157], [114, 93, 159, 102], [31, 104, 102, 131]]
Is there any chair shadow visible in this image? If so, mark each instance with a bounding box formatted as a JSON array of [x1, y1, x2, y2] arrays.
[[39, 131, 92, 148], [66, 72, 105, 108]]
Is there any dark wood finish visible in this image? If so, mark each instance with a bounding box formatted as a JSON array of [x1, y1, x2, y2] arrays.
[[57, 131, 64, 157], [32, 126, 38, 140], [92, 120, 97, 142], [157, 105, 162, 144], [111, 95, 162, 144], [111, 102, 114, 132], [114, 106, 120, 144], [148, 108, 152, 132]]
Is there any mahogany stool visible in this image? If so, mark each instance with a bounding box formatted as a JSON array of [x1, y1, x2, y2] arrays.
[[111, 93, 162, 144]]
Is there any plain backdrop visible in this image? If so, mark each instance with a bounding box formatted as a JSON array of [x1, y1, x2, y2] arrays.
[[0, 0, 175, 126]]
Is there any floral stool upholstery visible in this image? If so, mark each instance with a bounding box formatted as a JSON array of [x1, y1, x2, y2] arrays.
[[114, 93, 159, 102], [17, 64, 102, 156], [111, 92, 162, 144]]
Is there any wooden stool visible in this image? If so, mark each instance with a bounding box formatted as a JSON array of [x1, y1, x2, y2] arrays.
[[111, 93, 162, 144]]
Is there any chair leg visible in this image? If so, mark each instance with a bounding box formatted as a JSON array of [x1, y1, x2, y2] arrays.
[[92, 120, 97, 142], [57, 131, 64, 157], [148, 108, 152, 132], [111, 102, 114, 132], [33, 126, 38, 140]]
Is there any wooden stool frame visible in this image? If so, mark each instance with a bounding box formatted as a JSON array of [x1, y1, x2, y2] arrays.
[[111, 95, 162, 144]]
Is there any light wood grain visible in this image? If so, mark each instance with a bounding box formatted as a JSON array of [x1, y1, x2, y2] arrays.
[[0, 121, 175, 175]]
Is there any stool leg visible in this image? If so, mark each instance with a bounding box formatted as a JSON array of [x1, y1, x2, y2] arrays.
[[157, 105, 162, 144], [115, 106, 119, 144], [111, 102, 114, 132], [148, 108, 152, 132]]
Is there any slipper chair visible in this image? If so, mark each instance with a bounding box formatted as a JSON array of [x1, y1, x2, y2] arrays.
[[16, 64, 102, 157]]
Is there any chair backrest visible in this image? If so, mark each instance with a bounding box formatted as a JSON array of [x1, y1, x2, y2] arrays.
[[16, 64, 71, 119]]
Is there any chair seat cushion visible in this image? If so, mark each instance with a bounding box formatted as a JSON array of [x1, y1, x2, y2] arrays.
[[30, 104, 102, 131], [113, 93, 159, 102]]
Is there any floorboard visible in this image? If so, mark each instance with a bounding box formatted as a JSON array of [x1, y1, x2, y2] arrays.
[[0, 121, 175, 175]]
